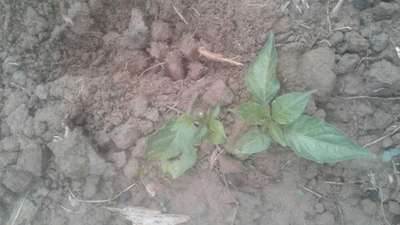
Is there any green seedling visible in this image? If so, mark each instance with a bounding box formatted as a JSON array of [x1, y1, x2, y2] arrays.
[[147, 107, 225, 178], [147, 33, 375, 179], [230, 33, 375, 163]]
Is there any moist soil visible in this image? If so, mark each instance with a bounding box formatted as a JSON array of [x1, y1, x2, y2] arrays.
[[1, 0, 400, 225]]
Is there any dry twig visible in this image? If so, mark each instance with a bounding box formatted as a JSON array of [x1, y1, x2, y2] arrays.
[[172, 4, 188, 25], [139, 62, 166, 77], [198, 47, 244, 66], [331, 0, 346, 18], [363, 126, 400, 148], [339, 95, 400, 101], [9, 192, 29, 225], [69, 183, 136, 204]]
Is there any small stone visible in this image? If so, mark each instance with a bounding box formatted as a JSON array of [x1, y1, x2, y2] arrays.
[[329, 31, 344, 46], [202, 80, 234, 106], [144, 108, 160, 122], [166, 50, 185, 81], [110, 118, 141, 150], [382, 137, 393, 149], [178, 34, 200, 60], [130, 137, 147, 158], [314, 109, 326, 121], [2, 169, 33, 193], [35, 84, 49, 100], [370, 32, 389, 53], [0, 136, 20, 152], [372, 2, 399, 21], [388, 201, 400, 215], [345, 32, 369, 53], [393, 133, 400, 144], [148, 42, 169, 59], [108, 151, 127, 169], [299, 47, 336, 100], [138, 120, 154, 135], [67, 2, 93, 35], [371, 110, 393, 130], [336, 54, 360, 74], [361, 198, 376, 216], [48, 129, 113, 179], [314, 202, 325, 214], [6, 104, 30, 134], [125, 8, 149, 49], [188, 62, 208, 80], [368, 60, 400, 84], [17, 139, 44, 176], [355, 102, 374, 117], [129, 96, 149, 117], [0, 152, 18, 169], [151, 20, 173, 42], [82, 175, 100, 198], [342, 75, 363, 96], [123, 156, 139, 180]]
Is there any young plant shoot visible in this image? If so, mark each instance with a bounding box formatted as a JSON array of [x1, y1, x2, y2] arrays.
[[147, 33, 375, 178]]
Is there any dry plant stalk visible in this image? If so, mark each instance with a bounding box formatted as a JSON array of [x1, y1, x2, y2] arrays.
[[107, 207, 190, 225], [198, 47, 244, 66]]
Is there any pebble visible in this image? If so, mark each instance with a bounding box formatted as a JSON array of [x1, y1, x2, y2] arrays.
[[382, 137, 393, 149], [360, 198, 376, 216], [370, 32, 389, 53], [188, 62, 208, 80], [298, 47, 336, 100], [388, 201, 400, 215], [372, 2, 399, 21], [345, 32, 369, 53], [110, 118, 141, 150], [151, 20, 173, 42], [166, 50, 185, 81], [202, 79, 234, 106], [336, 53, 360, 75], [2, 169, 34, 193], [329, 31, 344, 46]]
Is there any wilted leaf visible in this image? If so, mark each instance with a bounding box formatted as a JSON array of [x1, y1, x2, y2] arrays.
[[267, 121, 288, 147], [284, 115, 375, 163], [147, 114, 198, 160], [208, 118, 226, 144], [271, 91, 313, 125], [233, 129, 271, 155], [234, 101, 269, 125], [245, 33, 280, 105], [161, 150, 197, 178], [107, 206, 190, 225]]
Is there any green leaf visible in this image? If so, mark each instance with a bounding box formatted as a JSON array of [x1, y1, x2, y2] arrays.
[[208, 118, 226, 144], [147, 114, 198, 161], [234, 101, 270, 125], [284, 115, 375, 163], [382, 149, 400, 162], [271, 91, 313, 125], [161, 150, 197, 178], [245, 33, 280, 105], [267, 121, 288, 147], [233, 129, 272, 156], [211, 106, 221, 118]]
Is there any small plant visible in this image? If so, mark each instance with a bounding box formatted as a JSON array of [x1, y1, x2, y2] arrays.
[[230, 33, 374, 163], [147, 107, 225, 178], [147, 33, 375, 178]]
